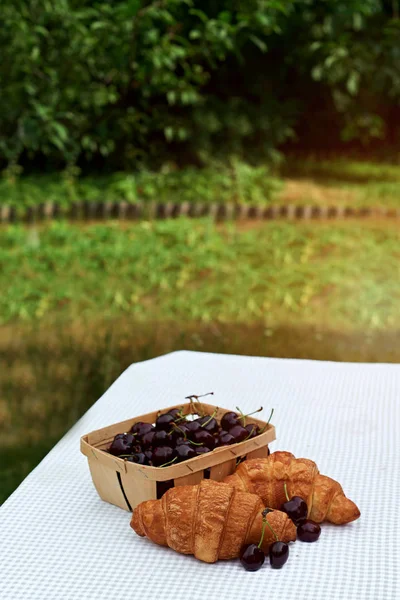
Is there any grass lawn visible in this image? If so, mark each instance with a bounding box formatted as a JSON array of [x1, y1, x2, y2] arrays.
[[1, 216, 400, 503], [1, 219, 399, 328]]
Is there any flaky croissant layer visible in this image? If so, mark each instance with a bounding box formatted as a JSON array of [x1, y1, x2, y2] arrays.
[[131, 479, 297, 563], [224, 451, 360, 525]]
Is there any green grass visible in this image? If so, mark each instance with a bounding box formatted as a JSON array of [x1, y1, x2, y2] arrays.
[[1, 219, 399, 329]]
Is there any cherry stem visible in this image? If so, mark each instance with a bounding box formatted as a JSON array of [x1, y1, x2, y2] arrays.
[[284, 482, 290, 502], [187, 439, 203, 446], [185, 392, 213, 417], [185, 392, 214, 401], [243, 425, 256, 442], [259, 408, 274, 434], [170, 422, 187, 439], [201, 407, 218, 428], [264, 519, 279, 542], [236, 406, 263, 426], [258, 516, 268, 548], [262, 509, 279, 542], [158, 456, 178, 468]]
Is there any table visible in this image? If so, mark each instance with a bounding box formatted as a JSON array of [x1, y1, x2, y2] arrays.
[[1, 351, 399, 600]]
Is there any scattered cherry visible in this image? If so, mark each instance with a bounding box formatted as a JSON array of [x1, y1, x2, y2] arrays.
[[269, 541, 289, 568], [240, 508, 271, 572], [297, 520, 321, 542], [281, 483, 308, 526], [240, 544, 265, 571]]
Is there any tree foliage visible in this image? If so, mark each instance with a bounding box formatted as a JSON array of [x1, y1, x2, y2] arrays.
[[0, 1, 399, 170]]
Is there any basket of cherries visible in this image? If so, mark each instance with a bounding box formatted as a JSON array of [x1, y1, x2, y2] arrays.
[[80, 393, 275, 512]]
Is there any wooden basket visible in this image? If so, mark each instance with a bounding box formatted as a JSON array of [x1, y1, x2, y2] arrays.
[[80, 401, 276, 511]]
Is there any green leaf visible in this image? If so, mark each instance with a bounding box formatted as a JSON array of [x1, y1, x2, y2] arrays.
[[249, 35, 267, 53], [164, 127, 174, 141], [347, 72, 360, 96], [52, 123, 68, 142]]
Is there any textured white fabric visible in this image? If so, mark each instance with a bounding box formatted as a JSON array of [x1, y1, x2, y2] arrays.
[[1, 351, 399, 600]]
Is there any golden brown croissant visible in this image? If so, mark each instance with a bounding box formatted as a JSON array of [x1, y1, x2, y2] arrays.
[[223, 451, 360, 525], [131, 479, 297, 563]]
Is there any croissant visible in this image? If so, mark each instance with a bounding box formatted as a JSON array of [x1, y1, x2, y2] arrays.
[[223, 451, 360, 525], [131, 479, 296, 563]]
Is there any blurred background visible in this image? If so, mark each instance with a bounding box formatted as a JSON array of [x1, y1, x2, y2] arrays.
[[1, 1, 400, 504]]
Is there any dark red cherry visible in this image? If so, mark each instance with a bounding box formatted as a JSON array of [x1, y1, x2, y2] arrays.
[[269, 541, 289, 568], [228, 424, 248, 443], [175, 436, 188, 446], [175, 444, 196, 462], [130, 421, 153, 439], [108, 433, 135, 456], [245, 423, 260, 439], [193, 429, 215, 449], [217, 431, 235, 446], [195, 415, 211, 425], [151, 446, 175, 467], [170, 423, 189, 442], [221, 411, 239, 430], [281, 496, 308, 526], [186, 420, 202, 436], [167, 408, 183, 420], [141, 430, 156, 449], [152, 430, 172, 447], [144, 449, 153, 463], [297, 520, 321, 542], [155, 413, 175, 431], [197, 415, 219, 435], [195, 446, 211, 455], [240, 544, 265, 571], [126, 452, 147, 465]]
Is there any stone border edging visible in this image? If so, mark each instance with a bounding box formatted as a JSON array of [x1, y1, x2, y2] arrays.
[[0, 201, 399, 224]]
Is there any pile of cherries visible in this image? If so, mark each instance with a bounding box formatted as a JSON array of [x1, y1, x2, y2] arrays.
[[107, 396, 268, 468], [240, 486, 321, 572]]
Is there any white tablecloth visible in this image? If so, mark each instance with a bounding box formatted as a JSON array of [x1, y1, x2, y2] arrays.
[[1, 351, 399, 600]]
